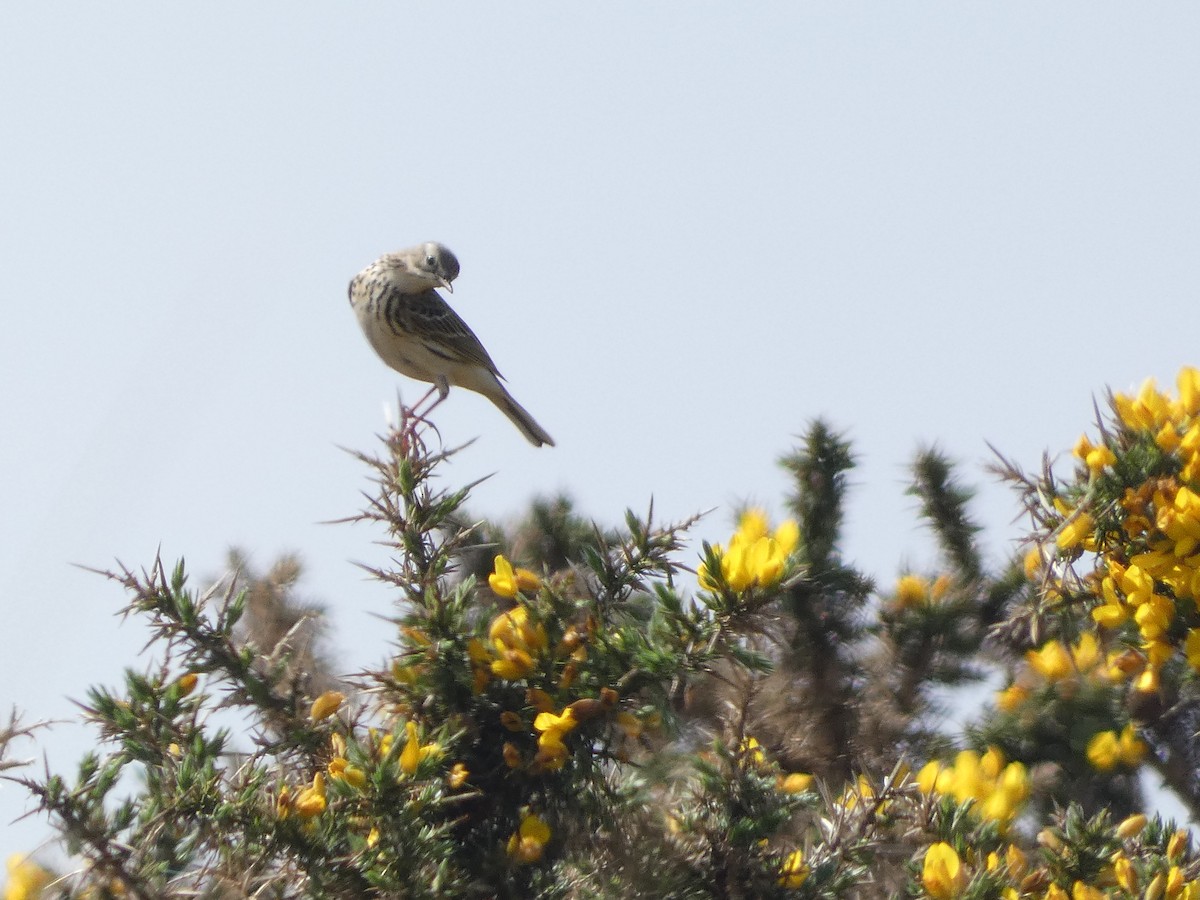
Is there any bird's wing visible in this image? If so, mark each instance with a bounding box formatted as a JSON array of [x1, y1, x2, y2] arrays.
[[385, 287, 504, 377]]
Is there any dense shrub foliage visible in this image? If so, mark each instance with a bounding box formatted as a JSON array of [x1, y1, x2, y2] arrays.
[[6, 369, 1200, 898]]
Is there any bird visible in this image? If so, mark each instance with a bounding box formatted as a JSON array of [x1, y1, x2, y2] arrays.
[[348, 242, 555, 447]]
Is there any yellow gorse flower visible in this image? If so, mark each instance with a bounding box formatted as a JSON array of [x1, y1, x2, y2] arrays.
[[778, 772, 814, 794], [1085, 730, 1119, 771], [995, 683, 1029, 712], [5, 854, 52, 900], [1115, 813, 1148, 840], [917, 747, 1029, 828], [1168, 828, 1190, 860], [489, 554, 519, 597], [1086, 723, 1146, 772], [1073, 434, 1117, 476], [488, 554, 542, 598], [392, 661, 421, 684], [327, 757, 367, 790], [1116, 722, 1148, 766], [1113, 376, 1177, 433], [275, 784, 292, 818], [1022, 633, 1108, 690], [532, 707, 579, 772], [293, 773, 327, 819], [1070, 632, 1103, 672], [399, 625, 432, 648], [778, 849, 809, 889], [1004, 844, 1028, 880], [399, 721, 441, 776], [1074, 368, 1200, 682], [1113, 854, 1137, 893], [891, 572, 953, 610], [507, 814, 551, 864], [533, 707, 578, 736], [1056, 511, 1095, 551], [1024, 545, 1048, 581], [466, 638, 492, 693], [532, 732, 569, 771], [738, 735, 767, 767], [922, 842, 967, 900], [448, 762, 470, 789], [1026, 641, 1073, 681], [1166, 866, 1186, 897], [309, 690, 345, 722], [894, 574, 930, 609], [487, 605, 548, 681], [699, 509, 800, 592], [515, 567, 542, 593]]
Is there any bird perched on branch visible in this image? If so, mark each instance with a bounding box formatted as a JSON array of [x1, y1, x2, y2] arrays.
[[349, 242, 555, 447]]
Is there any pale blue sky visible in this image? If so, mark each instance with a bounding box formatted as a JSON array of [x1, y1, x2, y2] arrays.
[[3, 5, 1199, 857]]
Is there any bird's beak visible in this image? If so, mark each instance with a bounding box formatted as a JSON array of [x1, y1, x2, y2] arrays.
[[439, 278, 454, 293]]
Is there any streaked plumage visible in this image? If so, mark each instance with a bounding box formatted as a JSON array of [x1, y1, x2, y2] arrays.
[[349, 243, 555, 447]]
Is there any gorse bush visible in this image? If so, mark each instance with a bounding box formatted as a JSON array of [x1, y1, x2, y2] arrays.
[[5, 369, 1200, 898]]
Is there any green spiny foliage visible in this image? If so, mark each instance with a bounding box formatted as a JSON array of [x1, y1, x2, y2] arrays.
[[7, 371, 1200, 897]]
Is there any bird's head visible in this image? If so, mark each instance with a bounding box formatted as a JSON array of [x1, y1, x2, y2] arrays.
[[411, 241, 461, 292]]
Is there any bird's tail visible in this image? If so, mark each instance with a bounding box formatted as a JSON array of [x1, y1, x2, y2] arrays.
[[491, 387, 555, 447]]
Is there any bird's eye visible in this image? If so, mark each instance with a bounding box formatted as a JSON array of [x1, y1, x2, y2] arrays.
[[426, 255, 437, 268]]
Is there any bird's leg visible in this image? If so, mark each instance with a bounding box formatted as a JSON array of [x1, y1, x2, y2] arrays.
[[429, 375, 450, 408], [408, 378, 450, 419], [398, 378, 450, 448], [405, 384, 441, 418]]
